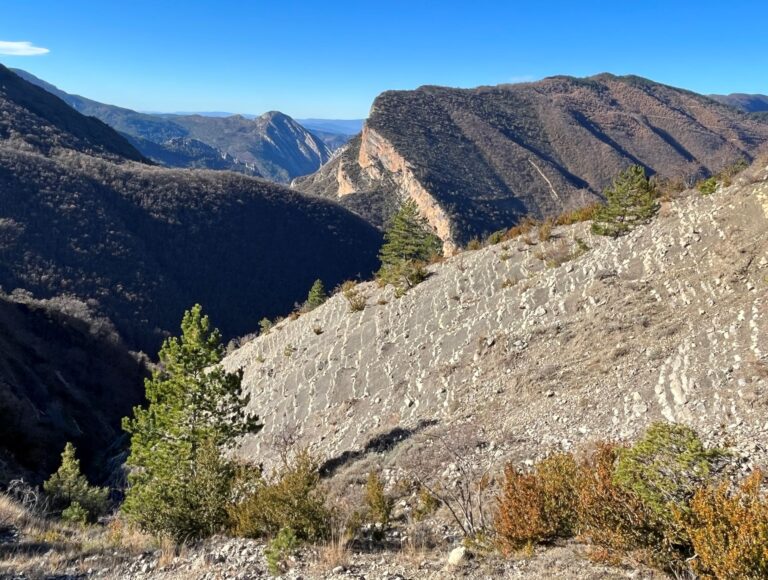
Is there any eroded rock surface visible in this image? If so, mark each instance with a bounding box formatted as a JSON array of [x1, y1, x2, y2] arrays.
[[227, 163, 768, 479]]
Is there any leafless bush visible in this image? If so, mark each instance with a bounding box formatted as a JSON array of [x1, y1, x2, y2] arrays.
[[6, 479, 49, 516], [403, 433, 496, 540]]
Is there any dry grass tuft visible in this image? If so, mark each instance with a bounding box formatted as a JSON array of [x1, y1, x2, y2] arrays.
[[340, 281, 366, 312], [0, 494, 157, 578], [315, 531, 350, 571], [553, 203, 601, 226]]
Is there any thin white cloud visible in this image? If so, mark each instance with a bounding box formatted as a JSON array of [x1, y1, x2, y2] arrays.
[[0, 41, 50, 56]]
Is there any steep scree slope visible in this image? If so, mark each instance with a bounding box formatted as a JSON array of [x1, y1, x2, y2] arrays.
[[295, 74, 768, 251], [227, 162, 768, 479]]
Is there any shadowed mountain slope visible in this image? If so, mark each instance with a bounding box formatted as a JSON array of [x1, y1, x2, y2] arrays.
[[0, 66, 144, 161], [296, 74, 768, 251], [0, 65, 383, 353], [0, 293, 147, 484]]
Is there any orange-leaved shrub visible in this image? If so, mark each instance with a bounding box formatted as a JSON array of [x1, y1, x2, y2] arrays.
[[492, 422, 768, 578], [677, 469, 768, 579], [575, 443, 680, 569], [495, 453, 579, 552]]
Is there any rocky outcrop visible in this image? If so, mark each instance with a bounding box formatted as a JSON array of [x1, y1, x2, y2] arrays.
[[123, 135, 261, 176], [295, 74, 768, 248], [356, 126, 457, 253], [226, 161, 768, 482]]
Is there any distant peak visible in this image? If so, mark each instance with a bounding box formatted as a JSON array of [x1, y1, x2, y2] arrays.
[[261, 110, 290, 122]]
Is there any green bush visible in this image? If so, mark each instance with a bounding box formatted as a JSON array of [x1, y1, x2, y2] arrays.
[[592, 165, 659, 237], [413, 486, 440, 521], [126, 437, 236, 542], [61, 501, 90, 526], [229, 449, 329, 542], [485, 230, 507, 245], [613, 422, 724, 526], [44, 442, 108, 523], [305, 279, 327, 311], [265, 527, 300, 575], [697, 177, 718, 195], [377, 199, 441, 294], [122, 305, 262, 541], [376, 260, 428, 296], [259, 317, 273, 335], [365, 471, 394, 527]]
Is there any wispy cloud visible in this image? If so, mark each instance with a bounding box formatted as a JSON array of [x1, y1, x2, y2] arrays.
[[0, 41, 50, 56]]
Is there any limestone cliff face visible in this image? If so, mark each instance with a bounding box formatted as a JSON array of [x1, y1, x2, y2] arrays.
[[357, 126, 458, 253], [335, 154, 358, 197]]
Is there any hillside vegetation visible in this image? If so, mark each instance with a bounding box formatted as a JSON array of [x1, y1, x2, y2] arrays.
[[0, 65, 382, 353], [3, 159, 765, 580], [0, 291, 146, 483], [296, 74, 768, 249]]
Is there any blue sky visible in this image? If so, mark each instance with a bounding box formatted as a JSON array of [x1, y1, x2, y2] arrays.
[[1, 0, 767, 118]]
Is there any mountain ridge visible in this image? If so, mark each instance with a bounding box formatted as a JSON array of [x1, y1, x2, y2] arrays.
[[0, 65, 383, 353], [295, 74, 768, 251], [710, 92, 768, 113], [11, 68, 331, 183]]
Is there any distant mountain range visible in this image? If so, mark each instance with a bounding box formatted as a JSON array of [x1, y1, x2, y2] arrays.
[[296, 74, 768, 250], [10, 69, 351, 183], [296, 119, 364, 151], [297, 119, 365, 134], [710, 93, 768, 119]]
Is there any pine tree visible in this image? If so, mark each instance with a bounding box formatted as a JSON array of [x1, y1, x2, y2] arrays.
[[377, 200, 442, 293], [122, 304, 262, 540], [591, 165, 659, 237], [305, 279, 327, 311], [379, 200, 443, 267], [44, 442, 108, 523]]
